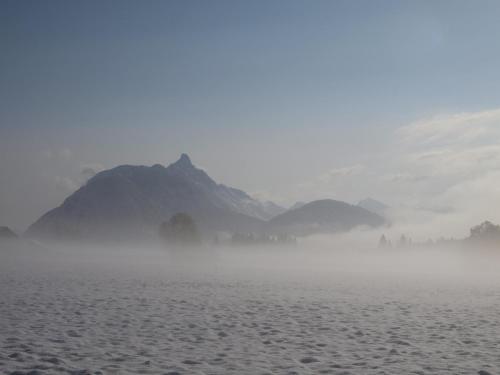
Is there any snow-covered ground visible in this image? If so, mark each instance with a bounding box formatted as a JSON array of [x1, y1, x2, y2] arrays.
[[1, 244, 499, 374]]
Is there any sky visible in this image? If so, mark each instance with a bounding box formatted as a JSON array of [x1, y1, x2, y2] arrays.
[[2, 0, 500, 234]]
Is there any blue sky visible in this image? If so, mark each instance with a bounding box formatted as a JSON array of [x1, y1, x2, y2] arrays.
[[2, 0, 500, 231], [3, 0, 500, 134]]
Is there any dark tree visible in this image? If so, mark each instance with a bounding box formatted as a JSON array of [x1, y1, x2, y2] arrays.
[[469, 221, 500, 244], [159, 213, 200, 245]]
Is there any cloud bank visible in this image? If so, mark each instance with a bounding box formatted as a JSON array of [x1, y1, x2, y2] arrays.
[[278, 108, 500, 240]]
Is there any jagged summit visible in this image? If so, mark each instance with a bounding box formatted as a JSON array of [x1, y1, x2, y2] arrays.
[[172, 153, 193, 168]]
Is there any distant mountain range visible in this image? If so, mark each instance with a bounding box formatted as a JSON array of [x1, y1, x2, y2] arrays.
[[26, 154, 385, 241]]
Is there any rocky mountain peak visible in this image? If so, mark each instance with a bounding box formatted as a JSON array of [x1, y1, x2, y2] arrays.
[[173, 153, 193, 168]]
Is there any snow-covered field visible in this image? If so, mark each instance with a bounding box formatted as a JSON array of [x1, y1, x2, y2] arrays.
[[1, 244, 499, 375]]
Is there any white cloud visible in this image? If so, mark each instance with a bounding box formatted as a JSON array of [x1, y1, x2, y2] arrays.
[[397, 108, 500, 147], [389, 108, 500, 237], [287, 108, 500, 240], [317, 164, 365, 183], [382, 173, 428, 183]]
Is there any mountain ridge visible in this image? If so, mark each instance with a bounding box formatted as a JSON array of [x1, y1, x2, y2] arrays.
[[27, 154, 283, 240], [26, 155, 385, 242]]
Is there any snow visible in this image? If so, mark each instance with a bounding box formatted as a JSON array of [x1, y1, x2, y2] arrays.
[[1, 245, 499, 374]]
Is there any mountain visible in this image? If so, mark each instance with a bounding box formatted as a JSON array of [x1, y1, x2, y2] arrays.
[[357, 198, 389, 216], [26, 154, 284, 241], [268, 199, 385, 236]]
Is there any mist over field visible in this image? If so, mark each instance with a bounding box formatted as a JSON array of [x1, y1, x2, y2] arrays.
[[2, 239, 500, 374]]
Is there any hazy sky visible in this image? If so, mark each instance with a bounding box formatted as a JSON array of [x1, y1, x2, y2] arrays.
[[2, 0, 500, 233]]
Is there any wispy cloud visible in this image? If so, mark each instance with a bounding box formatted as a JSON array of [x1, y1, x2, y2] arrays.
[[284, 108, 500, 238], [317, 164, 365, 183], [397, 108, 500, 146], [391, 108, 500, 235]]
